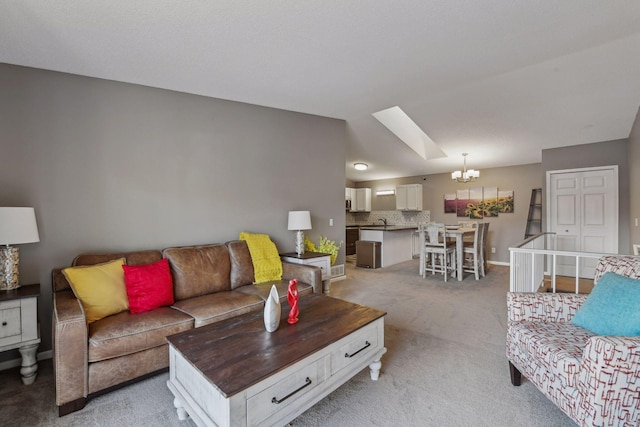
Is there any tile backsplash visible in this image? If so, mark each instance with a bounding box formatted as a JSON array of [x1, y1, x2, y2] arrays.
[[346, 210, 430, 227]]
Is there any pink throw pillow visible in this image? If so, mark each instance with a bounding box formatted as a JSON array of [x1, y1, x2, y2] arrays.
[[122, 258, 174, 314]]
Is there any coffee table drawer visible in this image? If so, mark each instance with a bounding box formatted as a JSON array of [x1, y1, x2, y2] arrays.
[[331, 320, 381, 375], [247, 358, 325, 426]]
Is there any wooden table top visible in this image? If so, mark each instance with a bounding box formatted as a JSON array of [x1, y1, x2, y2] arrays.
[[0, 284, 39, 302], [166, 294, 386, 397]]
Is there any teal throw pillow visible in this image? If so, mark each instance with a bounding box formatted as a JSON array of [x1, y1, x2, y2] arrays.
[[571, 272, 640, 336]]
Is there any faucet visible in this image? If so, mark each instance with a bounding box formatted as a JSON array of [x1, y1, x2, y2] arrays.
[[379, 218, 388, 226]]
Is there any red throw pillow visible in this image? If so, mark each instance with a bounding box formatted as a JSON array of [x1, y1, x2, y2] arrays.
[[122, 258, 174, 314]]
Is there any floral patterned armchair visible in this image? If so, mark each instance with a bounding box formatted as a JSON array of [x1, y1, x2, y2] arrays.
[[506, 256, 640, 426]]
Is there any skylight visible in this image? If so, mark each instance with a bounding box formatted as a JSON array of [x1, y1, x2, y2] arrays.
[[372, 106, 446, 160]]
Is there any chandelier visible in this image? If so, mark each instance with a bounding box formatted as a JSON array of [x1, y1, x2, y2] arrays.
[[451, 153, 479, 183]]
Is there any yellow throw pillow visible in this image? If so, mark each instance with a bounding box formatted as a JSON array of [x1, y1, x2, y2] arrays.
[[63, 258, 129, 323], [239, 232, 283, 283]]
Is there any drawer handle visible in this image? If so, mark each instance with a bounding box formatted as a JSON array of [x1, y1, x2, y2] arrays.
[[345, 341, 371, 358], [271, 377, 312, 404]]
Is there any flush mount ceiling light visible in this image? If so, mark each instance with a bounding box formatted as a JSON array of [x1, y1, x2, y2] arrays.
[[451, 153, 479, 183], [372, 106, 446, 160], [354, 163, 368, 171]]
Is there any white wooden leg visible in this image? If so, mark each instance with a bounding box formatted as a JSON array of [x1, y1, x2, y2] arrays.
[[174, 397, 188, 421], [456, 235, 464, 281], [18, 343, 39, 385], [369, 359, 382, 380]]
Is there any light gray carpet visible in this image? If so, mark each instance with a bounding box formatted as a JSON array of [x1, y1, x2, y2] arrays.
[[2, 259, 576, 426]]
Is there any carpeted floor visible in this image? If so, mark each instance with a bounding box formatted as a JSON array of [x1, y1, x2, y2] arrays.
[[2, 259, 576, 426]]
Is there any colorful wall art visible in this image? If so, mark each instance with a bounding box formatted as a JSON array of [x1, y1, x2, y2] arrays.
[[444, 187, 514, 218], [444, 193, 456, 213]]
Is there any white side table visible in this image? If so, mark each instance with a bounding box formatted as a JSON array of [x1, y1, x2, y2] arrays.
[[280, 252, 332, 294], [0, 284, 40, 385]]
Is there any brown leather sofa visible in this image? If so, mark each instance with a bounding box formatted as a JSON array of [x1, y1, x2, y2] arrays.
[[52, 240, 321, 416]]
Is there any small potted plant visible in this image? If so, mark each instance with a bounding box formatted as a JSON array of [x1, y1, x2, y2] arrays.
[[304, 236, 343, 265]]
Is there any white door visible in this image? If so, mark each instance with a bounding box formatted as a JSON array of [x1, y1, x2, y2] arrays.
[[547, 167, 618, 277]]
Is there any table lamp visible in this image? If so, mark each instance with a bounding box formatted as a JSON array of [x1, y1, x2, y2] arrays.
[[0, 207, 40, 290], [287, 211, 311, 256]]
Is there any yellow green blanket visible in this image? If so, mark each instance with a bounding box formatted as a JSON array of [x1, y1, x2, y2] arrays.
[[239, 232, 283, 283]]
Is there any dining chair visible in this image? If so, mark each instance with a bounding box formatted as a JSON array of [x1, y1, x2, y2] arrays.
[[479, 222, 489, 276], [422, 222, 456, 281], [462, 223, 483, 280], [458, 220, 478, 243], [457, 220, 478, 227]]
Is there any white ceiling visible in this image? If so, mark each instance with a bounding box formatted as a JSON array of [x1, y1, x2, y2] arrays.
[[2, 1, 640, 181]]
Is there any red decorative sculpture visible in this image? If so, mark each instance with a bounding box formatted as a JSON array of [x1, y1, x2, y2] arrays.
[[287, 278, 299, 324]]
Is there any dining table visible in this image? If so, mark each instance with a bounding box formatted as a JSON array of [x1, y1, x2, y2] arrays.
[[418, 226, 476, 281]]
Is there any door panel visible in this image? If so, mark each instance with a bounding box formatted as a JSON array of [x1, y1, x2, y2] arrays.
[[583, 194, 605, 225], [556, 195, 577, 225], [548, 167, 618, 278]]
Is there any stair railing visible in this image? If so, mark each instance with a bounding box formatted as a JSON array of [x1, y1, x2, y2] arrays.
[[509, 232, 611, 293]]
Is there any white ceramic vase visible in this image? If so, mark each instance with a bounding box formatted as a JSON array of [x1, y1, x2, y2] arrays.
[[263, 284, 281, 332]]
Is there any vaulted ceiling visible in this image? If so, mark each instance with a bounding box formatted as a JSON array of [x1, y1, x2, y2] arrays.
[[2, 1, 639, 181]]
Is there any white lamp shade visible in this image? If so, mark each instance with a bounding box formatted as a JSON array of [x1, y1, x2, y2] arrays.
[[288, 211, 312, 231], [0, 207, 40, 245]]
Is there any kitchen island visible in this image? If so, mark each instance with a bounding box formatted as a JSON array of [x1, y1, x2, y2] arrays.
[[359, 225, 416, 268]]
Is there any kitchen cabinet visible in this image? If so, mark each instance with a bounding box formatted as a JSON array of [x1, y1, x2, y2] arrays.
[[396, 184, 423, 211], [346, 188, 371, 212], [346, 227, 359, 256], [345, 188, 353, 200], [352, 188, 371, 212], [345, 188, 355, 211]]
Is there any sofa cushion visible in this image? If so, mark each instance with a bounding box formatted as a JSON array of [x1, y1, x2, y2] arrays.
[[239, 232, 282, 283], [227, 240, 255, 289], [73, 250, 163, 267], [122, 258, 175, 314], [171, 292, 264, 327], [235, 279, 313, 302], [63, 258, 129, 323], [572, 272, 640, 336], [88, 306, 193, 362], [507, 321, 594, 390], [163, 244, 231, 300]]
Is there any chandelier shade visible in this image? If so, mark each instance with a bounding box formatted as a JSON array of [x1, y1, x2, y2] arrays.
[[451, 153, 479, 183]]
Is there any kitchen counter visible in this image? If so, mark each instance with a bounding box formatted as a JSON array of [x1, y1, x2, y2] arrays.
[[358, 226, 416, 268], [358, 225, 417, 231]]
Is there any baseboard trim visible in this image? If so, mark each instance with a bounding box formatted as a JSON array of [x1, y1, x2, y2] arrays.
[[488, 261, 509, 267], [0, 349, 52, 371]]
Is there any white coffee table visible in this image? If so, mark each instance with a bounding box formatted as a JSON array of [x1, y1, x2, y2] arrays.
[[166, 294, 386, 427]]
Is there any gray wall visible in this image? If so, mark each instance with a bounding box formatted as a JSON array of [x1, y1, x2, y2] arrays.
[[629, 109, 640, 248], [0, 63, 346, 357], [354, 163, 542, 263], [541, 139, 630, 253]]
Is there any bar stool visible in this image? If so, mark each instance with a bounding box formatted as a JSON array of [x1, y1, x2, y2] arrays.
[[462, 223, 483, 280], [422, 223, 456, 281]]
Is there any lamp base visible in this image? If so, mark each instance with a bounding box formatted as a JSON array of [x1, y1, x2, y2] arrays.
[[295, 230, 305, 256], [0, 246, 20, 291]]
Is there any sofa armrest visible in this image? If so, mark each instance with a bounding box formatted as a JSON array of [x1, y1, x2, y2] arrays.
[[53, 289, 88, 407], [577, 336, 640, 426], [282, 262, 322, 294], [507, 292, 587, 323]]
